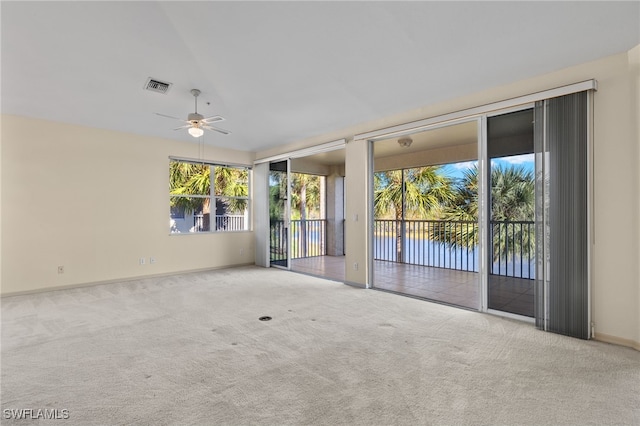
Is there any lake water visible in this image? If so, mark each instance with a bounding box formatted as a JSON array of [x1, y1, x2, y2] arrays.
[[373, 236, 535, 279]]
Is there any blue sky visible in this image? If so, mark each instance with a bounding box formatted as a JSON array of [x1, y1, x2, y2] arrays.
[[441, 153, 534, 181]]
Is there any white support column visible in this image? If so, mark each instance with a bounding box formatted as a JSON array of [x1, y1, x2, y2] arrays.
[[344, 139, 371, 287], [326, 173, 344, 256], [253, 162, 270, 267]]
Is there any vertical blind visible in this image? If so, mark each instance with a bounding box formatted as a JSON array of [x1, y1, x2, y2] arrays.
[[535, 91, 590, 339]]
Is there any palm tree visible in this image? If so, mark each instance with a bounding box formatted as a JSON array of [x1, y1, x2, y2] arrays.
[[170, 162, 211, 229], [374, 166, 453, 262], [489, 165, 534, 221], [488, 164, 534, 263], [268, 171, 288, 261], [268, 167, 288, 222], [268, 172, 322, 258], [290, 173, 321, 257], [433, 165, 479, 250], [435, 163, 534, 261], [290, 173, 321, 220], [213, 166, 249, 230], [170, 162, 248, 231]]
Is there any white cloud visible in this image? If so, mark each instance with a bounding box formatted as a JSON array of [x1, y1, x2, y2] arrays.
[[500, 154, 534, 165], [451, 161, 477, 170]]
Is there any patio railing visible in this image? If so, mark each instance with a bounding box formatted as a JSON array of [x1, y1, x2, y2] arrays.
[[374, 220, 478, 271], [373, 219, 534, 279], [490, 220, 535, 279], [270, 218, 534, 279], [270, 219, 327, 260], [291, 219, 326, 258], [194, 214, 246, 232]]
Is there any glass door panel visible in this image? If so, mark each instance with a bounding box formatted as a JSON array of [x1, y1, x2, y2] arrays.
[[269, 160, 290, 268], [487, 109, 535, 317]]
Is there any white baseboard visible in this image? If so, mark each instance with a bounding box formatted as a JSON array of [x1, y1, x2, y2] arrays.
[[594, 332, 640, 352], [0, 263, 256, 297]]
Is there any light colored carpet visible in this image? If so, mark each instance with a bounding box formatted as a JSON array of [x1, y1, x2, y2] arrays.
[[1, 266, 639, 425]]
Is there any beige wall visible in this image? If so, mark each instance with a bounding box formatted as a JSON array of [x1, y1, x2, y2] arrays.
[[630, 45, 640, 348], [589, 48, 639, 349], [290, 157, 330, 175], [261, 47, 640, 348], [1, 116, 255, 295]]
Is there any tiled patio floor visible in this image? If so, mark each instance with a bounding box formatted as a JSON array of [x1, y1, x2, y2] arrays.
[[373, 260, 480, 310], [291, 255, 346, 283], [291, 256, 533, 317]]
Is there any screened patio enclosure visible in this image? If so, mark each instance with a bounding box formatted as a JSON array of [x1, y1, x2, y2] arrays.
[[372, 121, 482, 311], [267, 151, 347, 282], [276, 117, 537, 316]]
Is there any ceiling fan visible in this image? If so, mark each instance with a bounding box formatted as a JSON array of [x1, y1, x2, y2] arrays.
[[155, 89, 230, 138]]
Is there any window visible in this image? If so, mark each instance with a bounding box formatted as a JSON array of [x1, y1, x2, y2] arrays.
[[169, 159, 250, 233]]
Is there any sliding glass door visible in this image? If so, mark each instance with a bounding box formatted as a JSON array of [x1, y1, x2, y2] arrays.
[[487, 108, 535, 317], [269, 160, 290, 268], [363, 82, 593, 339], [485, 92, 590, 339]]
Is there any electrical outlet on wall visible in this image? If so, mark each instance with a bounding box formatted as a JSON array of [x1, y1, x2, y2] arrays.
[[57, 266, 64, 274], [150, 257, 156, 264], [139, 258, 145, 265]]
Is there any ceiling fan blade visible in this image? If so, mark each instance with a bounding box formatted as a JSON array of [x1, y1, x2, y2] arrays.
[[203, 125, 231, 135], [155, 112, 187, 122], [201, 115, 224, 123], [173, 125, 191, 130]]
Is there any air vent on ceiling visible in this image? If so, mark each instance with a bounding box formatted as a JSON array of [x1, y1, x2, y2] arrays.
[[144, 78, 172, 94]]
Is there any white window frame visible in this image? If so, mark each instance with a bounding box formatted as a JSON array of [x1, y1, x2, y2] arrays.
[[169, 157, 252, 234]]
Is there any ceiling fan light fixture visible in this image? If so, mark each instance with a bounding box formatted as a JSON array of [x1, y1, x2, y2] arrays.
[[398, 137, 413, 148], [188, 126, 204, 138], [156, 88, 230, 137]]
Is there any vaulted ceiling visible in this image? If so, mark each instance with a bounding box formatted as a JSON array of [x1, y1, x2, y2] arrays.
[[2, 1, 639, 153]]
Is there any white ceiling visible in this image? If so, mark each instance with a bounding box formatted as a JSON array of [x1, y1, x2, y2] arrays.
[[2, 2, 639, 153]]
